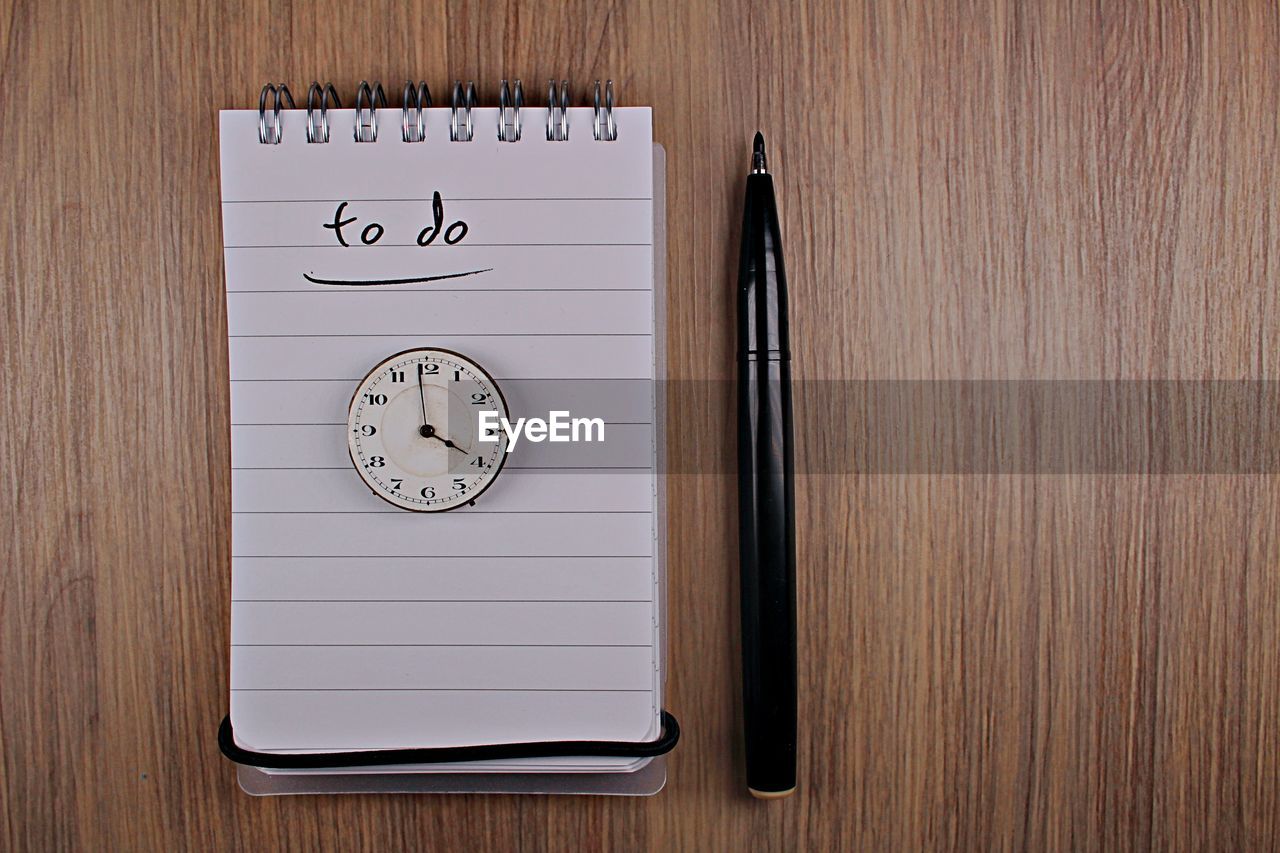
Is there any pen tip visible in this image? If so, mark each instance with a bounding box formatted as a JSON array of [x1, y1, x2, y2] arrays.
[[751, 132, 767, 173]]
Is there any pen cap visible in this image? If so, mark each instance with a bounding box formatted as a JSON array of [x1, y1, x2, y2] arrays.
[[737, 174, 791, 360]]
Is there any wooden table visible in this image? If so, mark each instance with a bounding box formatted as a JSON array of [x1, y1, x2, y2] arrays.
[[3, 0, 1278, 848]]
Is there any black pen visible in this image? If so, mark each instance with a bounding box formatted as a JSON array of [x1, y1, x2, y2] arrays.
[[736, 132, 798, 799]]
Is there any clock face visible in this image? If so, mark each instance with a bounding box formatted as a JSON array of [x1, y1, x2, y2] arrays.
[[347, 348, 510, 512]]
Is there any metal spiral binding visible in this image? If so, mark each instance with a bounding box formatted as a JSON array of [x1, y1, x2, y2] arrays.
[[305, 83, 340, 144], [593, 80, 617, 142], [450, 81, 477, 142], [497, 79, 524, 142], [256, 79, 623, 143], [258, 84, 294, 144], [354, 81, 386, 143], [402, 82, 431, 142], [546, 80, 570, 141]]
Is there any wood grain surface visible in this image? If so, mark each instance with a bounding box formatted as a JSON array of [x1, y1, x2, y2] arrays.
[[3, 0, 1279, 849]]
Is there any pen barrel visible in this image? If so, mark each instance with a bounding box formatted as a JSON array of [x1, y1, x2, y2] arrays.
[[737, 356, 797, 795], [737, 171, 797, 796]]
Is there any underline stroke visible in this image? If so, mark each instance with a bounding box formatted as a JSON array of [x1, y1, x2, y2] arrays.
[[302, 268, 493, 286]]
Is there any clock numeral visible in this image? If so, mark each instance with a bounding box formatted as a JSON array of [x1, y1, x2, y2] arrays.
[[389, 370, 405, 383], [359, 424, 376, 436], [452, 477, 467, 491], [390, 478, 403, 491], [420, 363, 439, 375], [453, 369, 462, 382], [365, 393, 388, 405], [420, 486, 436, 499], [470, 456, 486, 468], [369, 456, 386, 468], [471, 392, 488, 405]]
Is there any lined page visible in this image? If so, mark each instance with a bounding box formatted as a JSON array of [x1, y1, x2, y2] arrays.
[[219, 107, 660, 769]]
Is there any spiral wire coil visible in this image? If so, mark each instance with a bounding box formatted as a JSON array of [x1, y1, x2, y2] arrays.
[[593, 80, 617, 142], [353, 82, 387, 142], [305, 83, 340, 144], [497, 79, 524, 142], [402, 82, 431, 142], [258, 84, 294, 144], [547, 80, 570, 141]]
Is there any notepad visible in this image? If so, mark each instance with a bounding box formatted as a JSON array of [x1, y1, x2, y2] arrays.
[[219, 102, 663, 774]]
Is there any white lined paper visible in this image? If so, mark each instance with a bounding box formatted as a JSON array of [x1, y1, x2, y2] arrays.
[[229, 334, 655, 381], [221, 199, 652, 248], [219, 107, 661, 765], [229, 691, 655, 753], [229, 379, 655, 426], [229, 424, 655, 470], [230, 556, 656, 601], [225, 245, 655, 293], [231, 470, 655, 513], [230, 512, 653, 557], [227, 291, 653, 336], [231, 646, 654, 690]]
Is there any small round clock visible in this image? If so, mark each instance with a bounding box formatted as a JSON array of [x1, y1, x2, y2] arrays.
[[347, 347, 510, 512]]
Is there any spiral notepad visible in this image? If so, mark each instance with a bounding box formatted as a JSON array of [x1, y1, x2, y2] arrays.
[[217, 80, 672, 784]]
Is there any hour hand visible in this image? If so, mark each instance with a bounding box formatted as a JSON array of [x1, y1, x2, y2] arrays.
[[419, 423, 465, 452]]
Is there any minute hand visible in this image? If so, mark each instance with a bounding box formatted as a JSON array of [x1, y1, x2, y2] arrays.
[[417, 364, 429, 428]]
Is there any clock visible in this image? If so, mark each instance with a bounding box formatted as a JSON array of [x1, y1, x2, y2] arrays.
[[347, 347, 510, 512]]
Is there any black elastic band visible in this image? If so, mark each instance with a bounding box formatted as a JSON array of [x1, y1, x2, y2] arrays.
[[218, 710, 680, 769]]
